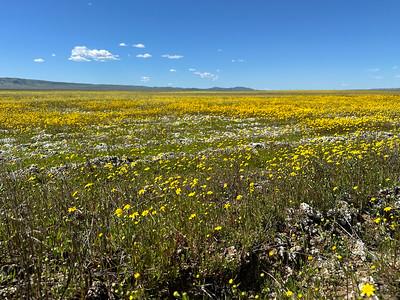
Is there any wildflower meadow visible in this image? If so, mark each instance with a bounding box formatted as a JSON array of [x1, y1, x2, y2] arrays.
[[1, 90, 399, 299]]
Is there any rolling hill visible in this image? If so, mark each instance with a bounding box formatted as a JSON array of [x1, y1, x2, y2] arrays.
[[0, 78, 254, 91]]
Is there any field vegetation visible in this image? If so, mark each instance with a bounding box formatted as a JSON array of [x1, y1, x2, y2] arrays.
[[0, 91, 399, 299]]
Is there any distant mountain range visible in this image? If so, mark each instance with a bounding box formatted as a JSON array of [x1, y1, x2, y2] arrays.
[[0, 78, 254, 91]]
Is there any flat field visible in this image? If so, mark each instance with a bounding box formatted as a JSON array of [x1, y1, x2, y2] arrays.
[[1, 91, 399, 299]]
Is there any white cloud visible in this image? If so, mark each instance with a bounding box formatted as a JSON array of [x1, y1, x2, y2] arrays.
[[34, 58, 45, 63], [193, 71, 218, 81], [169, 69, 177, 72], [367, 68, 380, 72], [188, 68, 196, 72], [68, 46, 119, 62], [136, 53, 152, 59], [141, 76, 151, 83], [133, 43, 145, 48], [51, 53, 56, 57], [232, 59, 245, 63], [119, 42, 127, 47], [162, 54, 184, 59]]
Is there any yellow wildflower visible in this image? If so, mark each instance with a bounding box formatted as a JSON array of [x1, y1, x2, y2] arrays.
[[360, 282, 376, 297], [285, 290, 294, 297], [114, 208, 123, 217], [68, 206, 77, 213], [384, 206, 392, 212], [84, 182, 94, 189], [129, 212, 139, 219]]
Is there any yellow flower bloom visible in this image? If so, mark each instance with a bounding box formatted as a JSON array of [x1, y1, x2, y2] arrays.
[[360, 282, 376, 297], [84, 182, 94, 189], [129, 212, 139, 219], [114, 208, 123, 217], [224, 202, 231, 209], [285, 290, 294, 297], [68, 206, 77, 213]]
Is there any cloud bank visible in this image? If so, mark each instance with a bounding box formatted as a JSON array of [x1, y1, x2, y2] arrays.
[[69, 46, 119, 62], [162, 54, 184, 59], [136, 53, 152, 58]]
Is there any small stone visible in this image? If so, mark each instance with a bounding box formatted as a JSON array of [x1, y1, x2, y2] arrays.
[[86, 281, 109, 300]]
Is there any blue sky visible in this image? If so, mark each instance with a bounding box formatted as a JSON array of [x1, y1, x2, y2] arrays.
[[1, 0, 400, 89]]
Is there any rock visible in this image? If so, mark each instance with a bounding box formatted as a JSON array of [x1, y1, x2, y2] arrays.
[[224, 246, 238, 262], [352, 240, 367, 261], [299, 202, 322, 223], [250, 142, 265, 149], [86, 281, 109, 300]]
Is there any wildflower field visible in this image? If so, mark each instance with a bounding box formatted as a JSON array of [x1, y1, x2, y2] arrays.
[[1, 90, 400, 299]]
